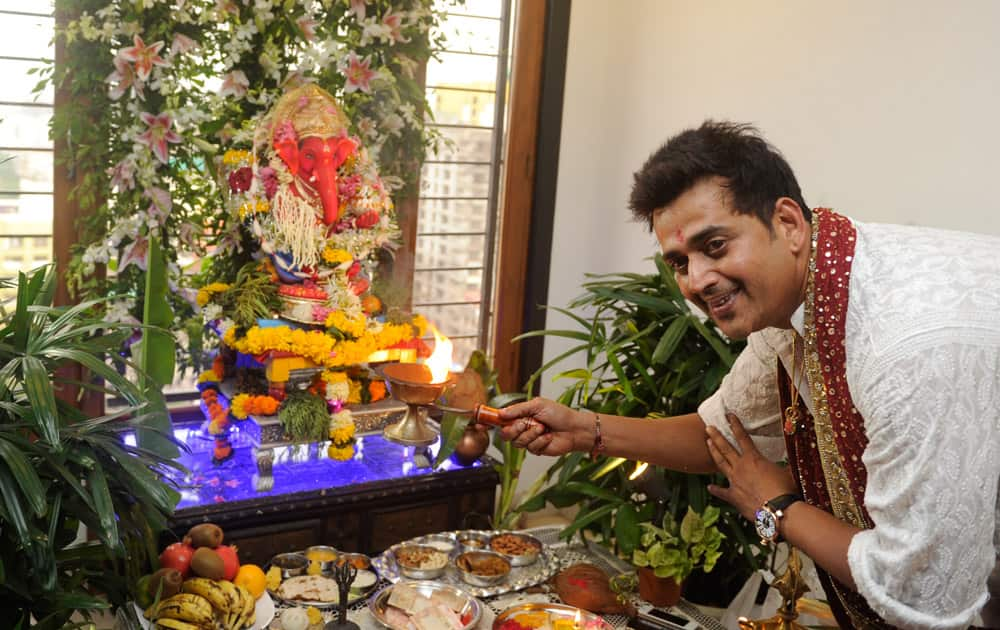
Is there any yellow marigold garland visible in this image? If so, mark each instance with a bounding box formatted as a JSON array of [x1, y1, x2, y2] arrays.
[[197, 282, 231, 307], [322, 247, 353, 265], [412, 314, 429, 337], [238, 198, 270, 219], [329, 411, 356, 444], [224, 321, 422, 368], [197, 369, 220, 384], [223, 149, 252, 166], [328, 409, 356, 461], [327, 443, 355, 461], [325, 311, 367, 338]]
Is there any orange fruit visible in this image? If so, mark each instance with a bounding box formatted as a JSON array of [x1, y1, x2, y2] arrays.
[[234, 564, 267, 599], [361, 295, 382, 315]]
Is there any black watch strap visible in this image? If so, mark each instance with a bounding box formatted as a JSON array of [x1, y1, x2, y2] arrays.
[[766, 493, 803, 512]]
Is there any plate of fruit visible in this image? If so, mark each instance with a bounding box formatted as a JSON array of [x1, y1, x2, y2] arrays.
[[134, 522, 275, 630]]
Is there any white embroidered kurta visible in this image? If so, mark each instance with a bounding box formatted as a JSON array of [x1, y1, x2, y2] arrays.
[[697, 218, 1000, 628]]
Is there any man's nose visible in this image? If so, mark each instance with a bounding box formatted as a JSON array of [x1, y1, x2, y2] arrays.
[[686, 257, 718, 296]]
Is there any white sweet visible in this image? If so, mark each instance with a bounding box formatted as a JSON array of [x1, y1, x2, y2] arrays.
[[280, 607, 310, 630]]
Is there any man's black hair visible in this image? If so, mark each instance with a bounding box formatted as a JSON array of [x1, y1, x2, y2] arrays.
[[629, 120, 811, 231]]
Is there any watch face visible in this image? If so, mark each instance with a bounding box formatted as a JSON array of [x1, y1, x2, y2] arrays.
[[755, 507, 777, 541]]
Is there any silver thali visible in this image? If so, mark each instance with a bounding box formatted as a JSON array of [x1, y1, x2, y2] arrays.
[[371, 530, 558, 598]]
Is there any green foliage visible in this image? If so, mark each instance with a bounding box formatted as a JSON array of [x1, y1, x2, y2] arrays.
[[131, 234, 180, 458], [512, 260, 765, 591], [632, 506, 724, 583], [278, 390, 331, 442], [0, 266, 184, 628], [434, 350, 527, 529], [44, 0, 462, 370], [219, 262, 281, 330]]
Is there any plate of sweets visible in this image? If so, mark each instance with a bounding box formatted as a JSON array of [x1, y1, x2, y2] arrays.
[[493, 603, 614, 630], [368, 580, 483, 630], [267, 547, 379, 608]]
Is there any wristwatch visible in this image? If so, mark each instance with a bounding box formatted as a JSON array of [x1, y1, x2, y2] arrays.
[[754, 493, 802, 545]]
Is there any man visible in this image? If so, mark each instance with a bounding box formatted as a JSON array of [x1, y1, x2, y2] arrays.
[[495, 121, 1000, 628]]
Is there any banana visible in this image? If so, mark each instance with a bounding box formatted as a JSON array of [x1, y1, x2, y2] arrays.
[[226, 585, 245, 630], [214, 579, 241, 628], [154, 618, 203, 630], [231, 584, 256, 629], [181, 577, 232, 617], [151, 593, 215, 627]]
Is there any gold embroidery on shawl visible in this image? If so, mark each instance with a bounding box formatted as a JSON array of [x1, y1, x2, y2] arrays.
[[803, 210, 867, 530], [803, 210, 887, 630]]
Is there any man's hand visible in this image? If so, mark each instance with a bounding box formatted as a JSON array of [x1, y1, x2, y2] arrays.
[[486, 397, 586, 456], [705, 413, 798, 520]]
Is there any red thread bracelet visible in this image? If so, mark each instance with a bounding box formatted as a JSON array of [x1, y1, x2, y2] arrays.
[[589, 412, 605, 459]]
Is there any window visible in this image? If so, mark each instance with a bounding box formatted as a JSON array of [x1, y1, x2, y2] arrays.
[[0, 4, 54, 307], [416, 0, 512, 366]]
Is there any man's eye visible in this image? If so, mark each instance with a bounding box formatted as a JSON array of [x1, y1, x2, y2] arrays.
[[706, 239, 726, 255], [669, 259, 688, 273]]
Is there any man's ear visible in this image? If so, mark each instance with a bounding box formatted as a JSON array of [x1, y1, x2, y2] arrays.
[[772, 197, 809, 254]]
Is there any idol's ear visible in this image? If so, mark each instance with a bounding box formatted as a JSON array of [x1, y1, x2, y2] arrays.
[[274, 136, 300, 176], [332, 136, 357, 166], [773, 197, 810, 254]]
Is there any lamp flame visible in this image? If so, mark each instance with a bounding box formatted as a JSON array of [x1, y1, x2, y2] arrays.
[[573, 610, 582, 629], [425, 324, 453, 384]]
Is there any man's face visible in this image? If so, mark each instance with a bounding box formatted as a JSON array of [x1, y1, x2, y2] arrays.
[[653, 177, 803, 339]]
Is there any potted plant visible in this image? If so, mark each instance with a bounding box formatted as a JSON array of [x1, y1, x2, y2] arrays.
[[632, 506, 725, 606], [510, 259, 766, 604], [435, 350, 527, 529], [0, 266, 183, 628]]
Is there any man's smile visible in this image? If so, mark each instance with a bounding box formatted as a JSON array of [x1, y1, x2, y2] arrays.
[[705, 287, 740, 318]]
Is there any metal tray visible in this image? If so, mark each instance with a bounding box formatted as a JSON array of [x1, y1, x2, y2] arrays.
[[492, 602, 615, 630], [371, 530, 559, 598], [267, 558, 379, 609]]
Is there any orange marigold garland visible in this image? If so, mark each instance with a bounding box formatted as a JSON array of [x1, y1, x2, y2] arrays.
[[231, 393, 281, 420]]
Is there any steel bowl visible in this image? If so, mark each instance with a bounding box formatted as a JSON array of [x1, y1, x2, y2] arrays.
[[270, 552, 309, 578], [419, 533, 459, 556], [488, 532, 542, 567], [456, 532, 491, 553], [304, 545, 339, 572], [338, 551, 372, 570], [454, 550, 511, 587], [393, 544, 449, 579], [369, 581, 481, 630]]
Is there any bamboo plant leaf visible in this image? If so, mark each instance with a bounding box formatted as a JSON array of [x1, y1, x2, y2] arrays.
[[22, 355, 61, 451], [560, 503, 617, 540], [0, 439, 46, 517], [690, 316, 735, 367], [563, 481, 625, 504], [589, 456, 628, 480], [0, 463, 32, 547], [651, 316, 690, 364], [87, 465, 119, 553]]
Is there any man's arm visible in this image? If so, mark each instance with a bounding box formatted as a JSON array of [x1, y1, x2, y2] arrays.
[[599, 412, 718, 474], [704, 415, 861, 589], [495, 401, 718, 473]]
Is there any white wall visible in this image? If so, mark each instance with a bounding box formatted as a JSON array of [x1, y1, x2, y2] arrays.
[[518, 0, 1000, 493]]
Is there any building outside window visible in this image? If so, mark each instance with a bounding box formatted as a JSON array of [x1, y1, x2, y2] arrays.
[[0, 2, 55, 305]]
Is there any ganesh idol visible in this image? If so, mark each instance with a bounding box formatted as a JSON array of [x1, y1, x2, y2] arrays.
[[243, 83, 399, 323]]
